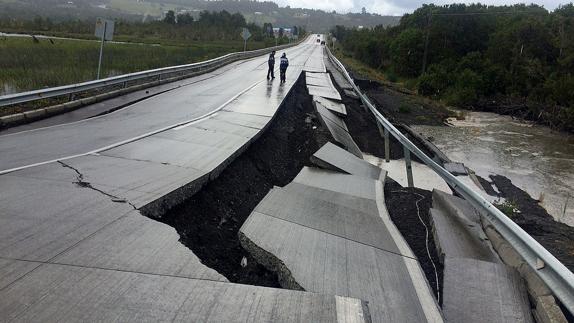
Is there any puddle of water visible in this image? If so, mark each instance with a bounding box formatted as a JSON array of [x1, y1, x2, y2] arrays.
[[413, 110, 574, 226]]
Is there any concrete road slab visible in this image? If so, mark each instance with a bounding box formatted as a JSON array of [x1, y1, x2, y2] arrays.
[[0, 263, 371, 322], [222, 80, 287, 117], [444, 162, 468, 176], [314, 101, 348, 130], [157, 126, 250, 152], [102, 136, 236, 172], [319, 118, 363, 158], [314, 102, 362, 158], [303, 47, 327, 73], [240, 211, 443, 323], [443, 258, 533, 323], [64, 154, 209, 196], [0, 259, 40, 290], [307, 85, 342, 101], [254, 187, 401, 253], [313, 96, 347, 116], [293, 167, 377, 200], [0, 72, 222, 135], [315, 104, 363, 158], [53, 213, 226, 282], [311, 142, 384, 180], [189, 118, 260, 138], [433, 189, 481, 223], [305, 73, 334, 88], [281, 182, 379, 215], [213, 111, 271, 130], [0, 173, 133, 262], [323, 55, 354, 90], [430, 208, 500, 263]]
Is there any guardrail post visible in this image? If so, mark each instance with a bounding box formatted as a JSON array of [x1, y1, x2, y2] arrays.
[[375, 121, 390, 163], [384, 128, 390, 163], [404, 147, 414, 187]]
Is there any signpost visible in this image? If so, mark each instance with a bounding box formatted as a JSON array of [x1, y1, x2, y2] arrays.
[[95, 18, 115, 79], [241, 28, 251, 52]]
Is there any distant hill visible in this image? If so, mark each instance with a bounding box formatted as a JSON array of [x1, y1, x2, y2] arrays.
[[0, 0, 400, 31]]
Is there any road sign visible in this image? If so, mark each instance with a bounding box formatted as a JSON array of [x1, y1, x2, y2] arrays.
[[95, 18, 115, 41], [241, 28, 251, 52], [241, 28, 251, 41], [95, 18, 115, 80]]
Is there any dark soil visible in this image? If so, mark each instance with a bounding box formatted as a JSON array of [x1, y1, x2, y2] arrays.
[[365, 87, 452, 127], [384, 178, 444, 305], [151, 76, 332, 287], [488, 175, 574, 272], [330, 73, 442, 164]]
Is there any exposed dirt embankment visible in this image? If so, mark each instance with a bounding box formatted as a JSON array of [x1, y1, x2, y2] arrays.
[[150, 76, 332, 287], [483, 175, 574, 272]]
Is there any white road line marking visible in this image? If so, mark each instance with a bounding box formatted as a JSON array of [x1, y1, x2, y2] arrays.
[[0, 80, 263, 175]]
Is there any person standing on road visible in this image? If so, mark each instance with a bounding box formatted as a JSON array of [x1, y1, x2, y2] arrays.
[[279, 53, 289, 83], [267, 51, 275, 80]]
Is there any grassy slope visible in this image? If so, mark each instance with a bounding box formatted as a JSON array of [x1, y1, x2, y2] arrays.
[[331, 47, 456, 125], [0, 37, 268, 93]]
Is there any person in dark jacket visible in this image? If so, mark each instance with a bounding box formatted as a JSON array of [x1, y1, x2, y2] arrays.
[[279, 53, 289, 83], [267, 51, 275, 80]]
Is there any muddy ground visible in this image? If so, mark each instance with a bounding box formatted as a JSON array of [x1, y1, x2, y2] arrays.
[[152, 76, 333, 287]]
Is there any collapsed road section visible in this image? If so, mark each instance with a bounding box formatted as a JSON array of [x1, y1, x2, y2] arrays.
[[1, 34, 569, 322], [0, 38, 370, 322]]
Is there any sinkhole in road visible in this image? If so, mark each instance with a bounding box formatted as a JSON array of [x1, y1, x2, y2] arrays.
[[148, 76, 333, 287]]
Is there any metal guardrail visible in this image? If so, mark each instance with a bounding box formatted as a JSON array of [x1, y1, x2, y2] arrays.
[[0, 39, 305, 108], [325, 45, 574, 315]]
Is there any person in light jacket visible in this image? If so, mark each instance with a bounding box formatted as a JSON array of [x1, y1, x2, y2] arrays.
[[279, 53, 289, 83], [267, 51, 275, 80]]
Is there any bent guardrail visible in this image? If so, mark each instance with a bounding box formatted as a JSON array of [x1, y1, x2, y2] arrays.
[[0, 38, 306, 108], [325, 45, 574, 315]]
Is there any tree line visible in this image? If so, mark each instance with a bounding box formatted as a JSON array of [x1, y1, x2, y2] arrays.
[[332, 3, 574, 131], [0, 10, 305, 44]]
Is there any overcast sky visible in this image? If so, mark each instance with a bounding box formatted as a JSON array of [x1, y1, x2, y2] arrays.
[[272, 0, 567, 15]]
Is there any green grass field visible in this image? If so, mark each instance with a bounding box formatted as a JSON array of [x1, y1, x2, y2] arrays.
[[0, 37, 268, 94]]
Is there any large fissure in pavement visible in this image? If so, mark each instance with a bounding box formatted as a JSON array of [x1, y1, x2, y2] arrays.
[[148, 76, 333, 287]]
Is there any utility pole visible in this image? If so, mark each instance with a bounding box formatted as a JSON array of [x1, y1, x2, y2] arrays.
[[421, 11, 432, 75]]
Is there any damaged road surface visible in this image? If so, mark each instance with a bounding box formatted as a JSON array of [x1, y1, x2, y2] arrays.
[[0, 37, 371, 322]]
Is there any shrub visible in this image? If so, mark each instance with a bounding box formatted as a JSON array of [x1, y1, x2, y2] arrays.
[[398, 102, 412, 113]]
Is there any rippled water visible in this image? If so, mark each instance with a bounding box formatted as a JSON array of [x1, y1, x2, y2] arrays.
[[412, 110, 574, 226]]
